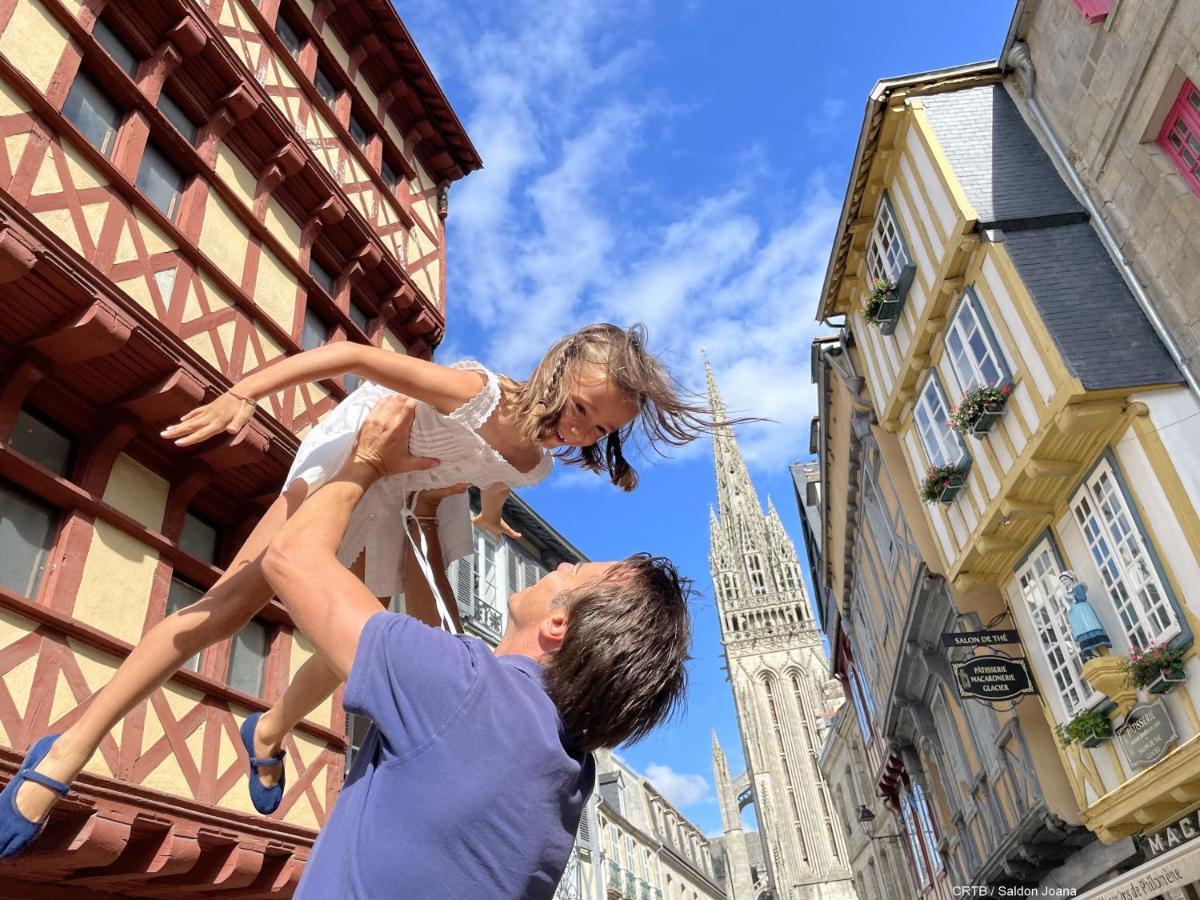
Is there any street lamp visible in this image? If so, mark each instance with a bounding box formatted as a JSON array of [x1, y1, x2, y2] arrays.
[[855, 805, 903, 842]]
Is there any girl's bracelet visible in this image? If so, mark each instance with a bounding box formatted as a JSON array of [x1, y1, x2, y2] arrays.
[[228, 390, 256, 407]]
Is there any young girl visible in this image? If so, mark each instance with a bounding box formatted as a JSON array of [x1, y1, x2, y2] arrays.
[[0, 323, 717, 856]]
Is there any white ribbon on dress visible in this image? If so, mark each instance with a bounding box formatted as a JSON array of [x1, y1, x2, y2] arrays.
[[399, 492, 460, 635]]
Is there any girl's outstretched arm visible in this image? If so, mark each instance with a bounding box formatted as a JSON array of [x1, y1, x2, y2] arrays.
[[163, 344, 485, 446]]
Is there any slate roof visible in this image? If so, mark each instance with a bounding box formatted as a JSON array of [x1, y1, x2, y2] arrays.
[[921, 85, 1085, 228], [1003, 224, 1181, 390]]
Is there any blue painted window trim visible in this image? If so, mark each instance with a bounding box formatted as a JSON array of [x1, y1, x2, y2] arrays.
[[945, 286, 1014, 393], [1069, 449, 1193, 654]]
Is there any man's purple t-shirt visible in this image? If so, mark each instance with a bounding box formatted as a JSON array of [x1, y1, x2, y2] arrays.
[[296, 612, 595, 899]]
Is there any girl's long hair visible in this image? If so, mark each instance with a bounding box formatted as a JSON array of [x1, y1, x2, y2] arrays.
[[500, 323, 742, 490]]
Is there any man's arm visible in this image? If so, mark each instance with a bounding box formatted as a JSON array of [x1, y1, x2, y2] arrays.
[[261, 396, 435, 680]]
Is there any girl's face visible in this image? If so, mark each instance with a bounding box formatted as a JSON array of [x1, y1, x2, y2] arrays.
[[542, 368, 639, 449]]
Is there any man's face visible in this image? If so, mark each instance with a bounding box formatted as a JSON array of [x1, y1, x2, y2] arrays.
[[507, 560, 620, 628]]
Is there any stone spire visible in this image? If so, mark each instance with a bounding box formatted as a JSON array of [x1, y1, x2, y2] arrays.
[[706, 363, 852, 899], [705, 356, 756, 525]]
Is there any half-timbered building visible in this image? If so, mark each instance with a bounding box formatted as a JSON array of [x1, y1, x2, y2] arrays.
[[803, 40, 1200, 894], [0, 0, 478, 892]]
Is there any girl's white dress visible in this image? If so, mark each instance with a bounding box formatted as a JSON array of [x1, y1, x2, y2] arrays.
[[284, 360, 554, 606]]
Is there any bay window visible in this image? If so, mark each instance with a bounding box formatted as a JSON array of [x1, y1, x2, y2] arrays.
[[1070, 457, 1180, 648]]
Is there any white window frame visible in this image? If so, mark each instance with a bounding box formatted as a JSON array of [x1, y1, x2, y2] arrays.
[[862, 449, 898, 568], [945, 289, 1009, 395], [1012, 538, 1090, 716], [914, 375, 967, 469], [1070, 458, 1181, 649], [866, 193, 912, 284]]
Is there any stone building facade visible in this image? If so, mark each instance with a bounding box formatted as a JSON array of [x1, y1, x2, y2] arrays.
[[706, 363, 854, 900], [581, 751, 723, 900], [0, 0, 477, 892], [1005, 0, 1200, 384]]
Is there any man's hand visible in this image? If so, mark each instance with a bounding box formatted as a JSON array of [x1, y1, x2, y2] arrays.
[[413, 482, 471, 519], [350, 395, 439, 479]]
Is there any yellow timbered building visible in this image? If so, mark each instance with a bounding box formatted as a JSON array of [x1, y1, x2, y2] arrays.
[[808, 55, 1200, 897]]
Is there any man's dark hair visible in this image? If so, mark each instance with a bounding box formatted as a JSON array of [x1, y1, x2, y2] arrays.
[[543, 554, 692, 752]]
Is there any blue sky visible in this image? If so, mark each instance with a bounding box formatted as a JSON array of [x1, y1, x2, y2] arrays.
[[399, 0, 1015, 836]]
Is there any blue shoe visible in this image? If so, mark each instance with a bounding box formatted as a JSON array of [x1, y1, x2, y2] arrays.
[[0, 734, 71, 858], [240, 713, 286, 815]]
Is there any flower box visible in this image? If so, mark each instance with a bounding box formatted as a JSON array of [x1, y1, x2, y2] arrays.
[[1056, 709, 1113, 748], [863, 263, 917, 336], [920, 464, 968, 505], [1147, 666, 1187, 695], [1079, 723, 1114, 748], [1125, 642, 1187, 693], [949, 384, 1013, 439]]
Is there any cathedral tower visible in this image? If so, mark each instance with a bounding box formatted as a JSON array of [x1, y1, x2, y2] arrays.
[[706, 362, 855, 900]]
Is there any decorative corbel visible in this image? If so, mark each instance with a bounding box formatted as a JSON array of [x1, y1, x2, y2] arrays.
[[165, 16, 207, 58], [30, 300, 133, 367], [0, 224, 38, 283]]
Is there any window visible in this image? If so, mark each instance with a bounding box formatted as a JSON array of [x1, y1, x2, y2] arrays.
[[1071, 458, 1180, 648], [0, 484, 58, 598], [349, 300, 370, 334], [475, 531, 501, 611], [865, 193, 912, 284], [158, 91, 198, 144], [11, 409, 73, 473], [847, 659, 876, 746], [914, 375, 967, 469], [1013, 538, 1089, 715], [226, 619, 270, 695], [165, 578, 203, 671], [136, 142, 186, 220], [314, 66, 339, 105], [301, 307, 329, 350], [381, 159, 401, 192], [274, 14, 303, 57], [1159, 79, 1200, 197], [899, 786, 930, 888], [0, 410, 72, 598], [746, 553, 767, 594], [912, 782, 942, 873], [862, 449, 897, 567], [62, 73, 122, 156], [309, 257, 335, 294], [945, 289, 1008, 394], [179, 510, 219, 563], [92, 18, 138, 77], [348, 113, 370, 150]]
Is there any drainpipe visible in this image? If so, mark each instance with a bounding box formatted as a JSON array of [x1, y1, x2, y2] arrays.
[[1006, 41, 1200, 403]]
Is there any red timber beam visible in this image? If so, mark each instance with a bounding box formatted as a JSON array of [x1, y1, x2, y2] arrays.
[[0, 745, 312, 897]]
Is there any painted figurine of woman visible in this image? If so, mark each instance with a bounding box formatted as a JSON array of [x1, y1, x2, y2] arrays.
[[1060, 570, 1112, 659]]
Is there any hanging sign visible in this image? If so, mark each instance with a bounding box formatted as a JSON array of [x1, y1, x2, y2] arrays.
[[941, 629, 1021, 648], [952, 655, 1037, 703], [1117, 699, 1177, 771]]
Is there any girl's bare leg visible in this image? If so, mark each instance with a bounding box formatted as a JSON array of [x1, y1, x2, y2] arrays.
[[13, 482, 309, 822], [249, 555, 383, 788]]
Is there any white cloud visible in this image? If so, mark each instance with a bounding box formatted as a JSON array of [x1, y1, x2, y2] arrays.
[[405, 0, 841, 475], [644, 762, 712, 808]]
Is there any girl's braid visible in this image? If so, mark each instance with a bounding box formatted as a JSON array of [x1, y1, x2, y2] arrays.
[[542, 334, 580, 405]]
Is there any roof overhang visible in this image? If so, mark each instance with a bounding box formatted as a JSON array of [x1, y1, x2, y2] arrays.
[[814, 61, 1001, 324]]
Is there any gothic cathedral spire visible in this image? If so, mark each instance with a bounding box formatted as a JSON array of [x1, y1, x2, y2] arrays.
[[705, 363, 855, 900]]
